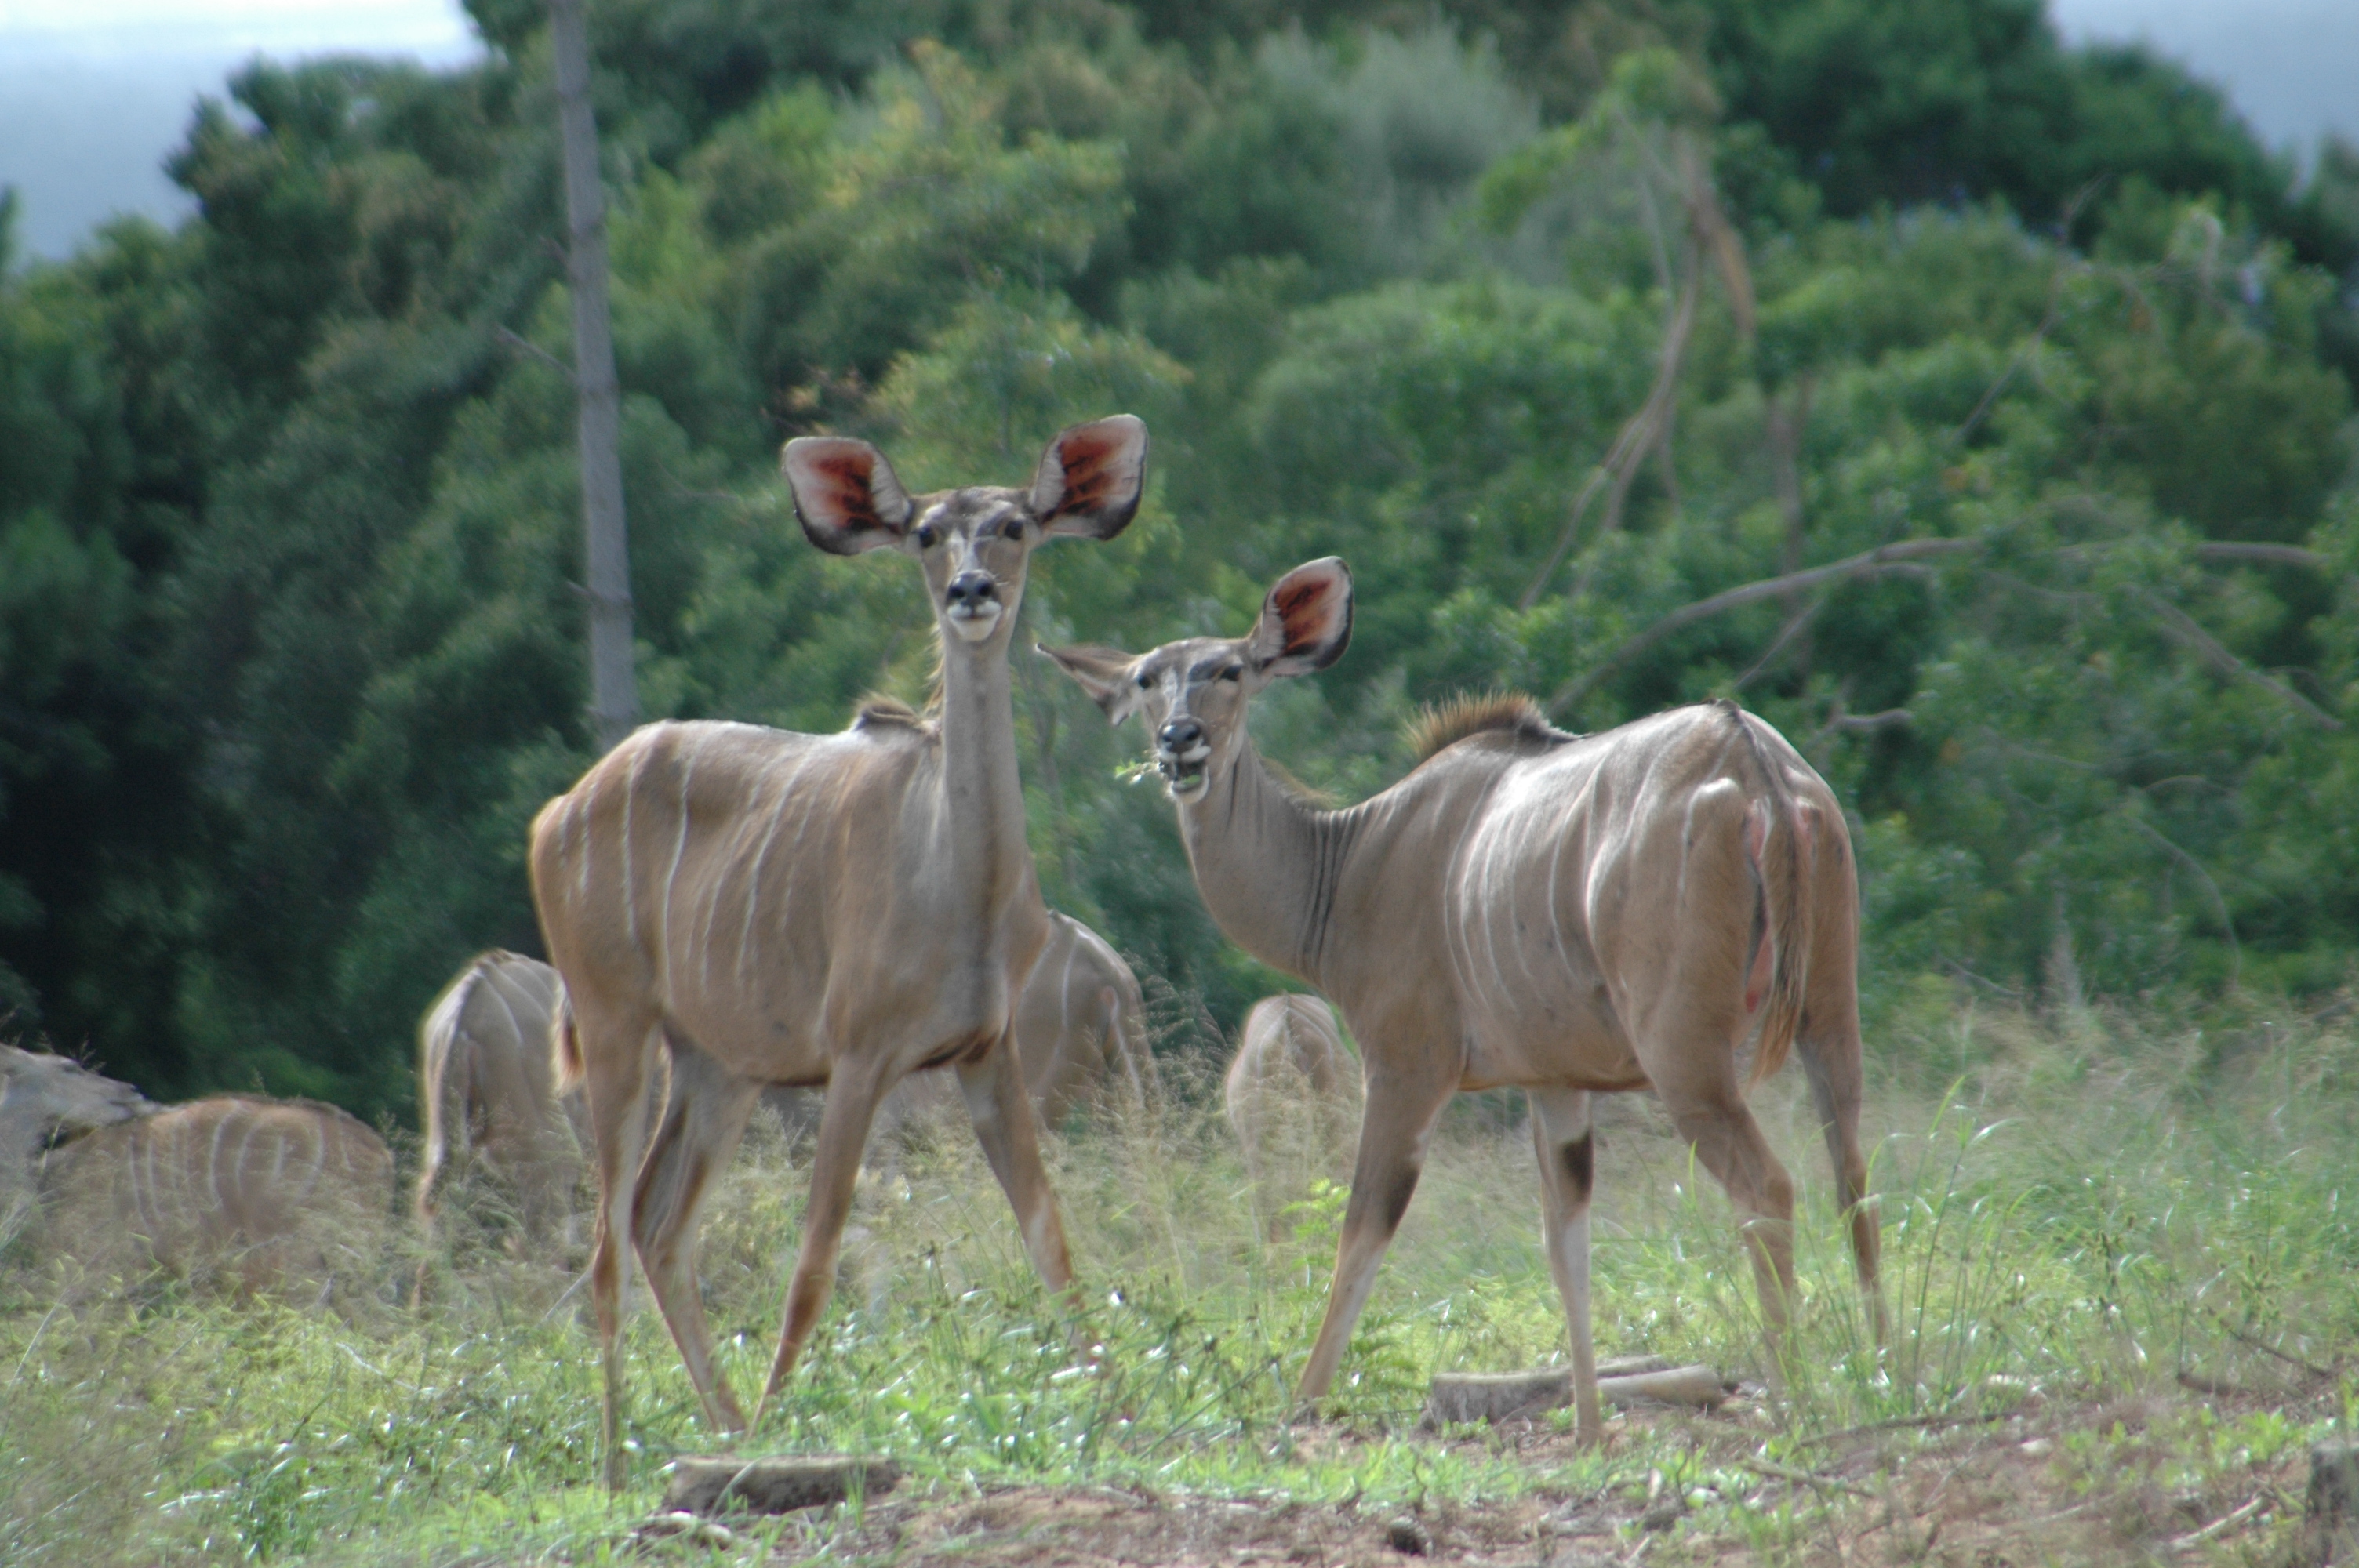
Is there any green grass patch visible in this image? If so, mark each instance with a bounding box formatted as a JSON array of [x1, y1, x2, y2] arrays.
[[4, 1003, 2356, 1563]]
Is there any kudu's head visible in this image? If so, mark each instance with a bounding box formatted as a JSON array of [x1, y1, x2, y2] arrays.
[[0, 1044, 152, 1160], [782, 416, 1148, 653], [1044, 557, 1353, 800]]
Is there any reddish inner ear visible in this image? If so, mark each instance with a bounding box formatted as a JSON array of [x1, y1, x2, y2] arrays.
[[1275, 575, 1342, 656], [809, 452, 884, 530], [1047, 428, 1125, 518]]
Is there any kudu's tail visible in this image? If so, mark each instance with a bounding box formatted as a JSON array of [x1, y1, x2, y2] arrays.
[[1727, 704, 1813, 1090], [413, 957, 485, 1226]]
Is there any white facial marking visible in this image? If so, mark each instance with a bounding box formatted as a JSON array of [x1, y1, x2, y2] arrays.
[[947, 601, 1001, 641]]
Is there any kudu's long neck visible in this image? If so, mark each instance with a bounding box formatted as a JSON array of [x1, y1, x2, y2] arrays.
[[1180, 739, 1362, 989], [934, 630, 1032, 920]]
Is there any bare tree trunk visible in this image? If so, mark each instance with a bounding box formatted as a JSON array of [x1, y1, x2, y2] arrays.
[[549, 0, 636, 752]]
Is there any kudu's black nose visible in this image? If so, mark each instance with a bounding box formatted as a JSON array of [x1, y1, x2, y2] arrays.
[[1159, 717, 1204, 753], [945, 571, 997, 609]]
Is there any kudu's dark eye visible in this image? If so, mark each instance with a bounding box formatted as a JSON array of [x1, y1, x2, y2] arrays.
[[1217, 666, 1242, 682], [1004, 520, 1025, 542], [1135, 672, 1151, 688]]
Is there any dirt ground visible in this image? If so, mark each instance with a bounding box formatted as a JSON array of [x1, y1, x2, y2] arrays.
[[722, 1377, 2339, 1568]]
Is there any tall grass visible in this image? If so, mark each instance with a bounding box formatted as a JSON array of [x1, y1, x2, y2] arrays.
[[2, 1001, 2354, 1563]]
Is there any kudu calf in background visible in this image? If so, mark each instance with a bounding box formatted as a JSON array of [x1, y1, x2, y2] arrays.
[[1226, 994, 1360, 1240], [530, 416, 1146, 1479], [413, 950, 580, 1273], [1049, 557, 1884, 1443], [42, 1096, 395, 1302], [772, 908, 1159, 1144], [1, 1046, 152, 1232]]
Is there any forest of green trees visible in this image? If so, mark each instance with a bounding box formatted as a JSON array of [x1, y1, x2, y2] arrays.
[[3, 0, 2357, 1121]]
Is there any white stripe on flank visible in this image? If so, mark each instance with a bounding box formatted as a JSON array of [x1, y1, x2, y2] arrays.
[[658, 732, 706, 1000], [620, 750, 642, 949], [736, 748, 817, 988], [207, 1105, 234, 1210], [234, 1113, 265, 1205], [573, 789, 593, 902]]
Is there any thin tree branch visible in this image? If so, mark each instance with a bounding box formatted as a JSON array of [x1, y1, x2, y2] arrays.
[[2126, 812, 2241, 989], [2194, 542, 2330, 570], [493, 325, 570, 376], [1550, 539, 1979, 715], [2132, 589, 2344, 731], [1523, 253, 1703, 608]]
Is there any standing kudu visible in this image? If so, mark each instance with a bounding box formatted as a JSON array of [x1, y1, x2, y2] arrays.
[[1048, 557, 1884, 1443], [530, 416, 1147, 1481], [413, 951, 580, 1272]]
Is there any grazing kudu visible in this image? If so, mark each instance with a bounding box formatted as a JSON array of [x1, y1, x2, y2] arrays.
[[42, 1096, 396, 1301], [1048, 557, 1884, 1443], [529, 416, 1147, 1479], [414, 950, 580, 1274], [1226, 993, 1361, 1240], [1, 1046, 153, 1232]]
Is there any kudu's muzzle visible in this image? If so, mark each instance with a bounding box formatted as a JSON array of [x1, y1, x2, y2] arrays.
[[943, 569, 1003, 641], [1156, 714, 1212, 796]]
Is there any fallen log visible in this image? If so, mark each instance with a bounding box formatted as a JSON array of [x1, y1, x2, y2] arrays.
[[662, 1454, 903, 1516], [1423, 1359, 1724, 1427]]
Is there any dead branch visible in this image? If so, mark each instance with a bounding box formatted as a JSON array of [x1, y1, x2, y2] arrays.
[[1550, 539, 1979, 715], [2210, 1312, 2336, 1380], [1522, 252, 1703, 608], [1787, 1410, 2014, 1450], [1810, 708, 1914, 750], [2126, 813, 2241, 989], [2133, 589, 2344, 731], [2194, 542, 2332, 570], [1733, 1455, 1878, 1501], [493, 325, 569, 376]]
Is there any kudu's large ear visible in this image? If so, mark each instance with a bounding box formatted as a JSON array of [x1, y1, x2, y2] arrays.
[[782, 436, 915, 555], [1039, 641, 1147, 723], [1030, 415, 1147, 540], [1247, 557, 1353, 677]]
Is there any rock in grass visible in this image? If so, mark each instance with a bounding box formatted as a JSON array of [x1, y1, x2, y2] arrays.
[[662, 1454, 901, 1516], [1421, 1359, 1721, 1426], [2311, 1443, 2359, 1563]]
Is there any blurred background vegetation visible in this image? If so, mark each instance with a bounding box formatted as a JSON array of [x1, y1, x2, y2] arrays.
[[2, 0, 2357, 1119]]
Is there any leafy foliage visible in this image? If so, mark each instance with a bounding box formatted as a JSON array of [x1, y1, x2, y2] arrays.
[[1, 0, 2356, 1109]]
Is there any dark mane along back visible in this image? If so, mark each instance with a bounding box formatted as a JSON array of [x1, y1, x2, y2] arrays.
[[1405, 692, 1570, 764]]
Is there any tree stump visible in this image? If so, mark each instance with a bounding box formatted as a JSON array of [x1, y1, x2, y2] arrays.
[[2312, 1443, 2359, 1564], [662, 1454, 902, 1516]]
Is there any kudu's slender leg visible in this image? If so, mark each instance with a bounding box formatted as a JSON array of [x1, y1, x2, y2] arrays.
[[1798, 1026, 1885, 1345], [574, 1004, 660, 1491], [631, 1040, 761, 1435], [1292, 1058, 1456, 1413], [755, 1051, 890, 1422], [1528, 1086, 1602, 1444], [1654, 1062, 1798, 1377], [957, 1033, 1079, 1302]]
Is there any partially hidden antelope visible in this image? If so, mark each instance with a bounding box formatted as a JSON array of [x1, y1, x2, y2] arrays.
[[41, 1096, 396, 1301], [772, 907, 1159, 1145], [413, 950, 581, 1269], [529, 416, 1147, 1475], [1, 1045, 153, 1232], [1047, 557, 1884, 1443], [1226, 993, 1361, 1240]]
